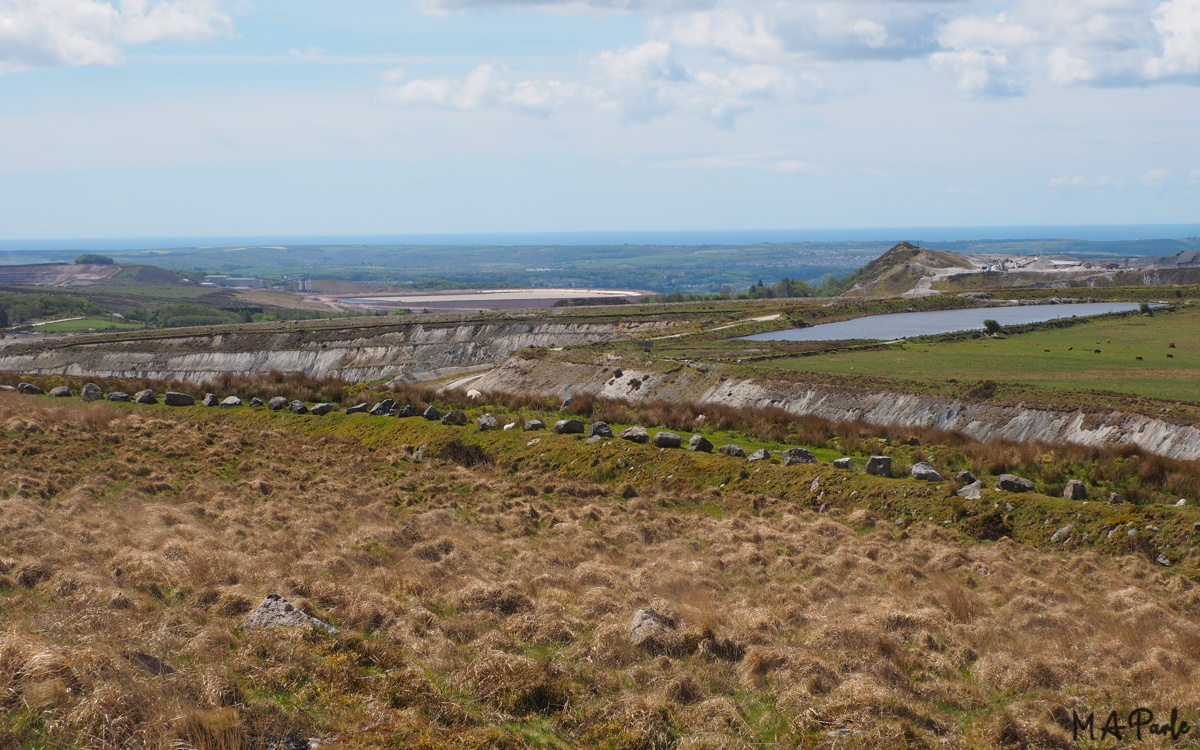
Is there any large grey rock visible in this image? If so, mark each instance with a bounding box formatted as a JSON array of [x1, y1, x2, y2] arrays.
[[747, 449, 770, 462], [955, 470, 977, 484], [245, 593, 338, 634], [866, 456, 892, 477], [249, 397, 264, 408], [81, 383, 104, 402], [620, 426, 649, 443], [423, 406, 441, 421], [49, 386, 71, 398], [719, 444, 746, 457], [413, 443, 429, 461], [477, 413, 499, 431], [782, 448, 816, 466], [524, 419, 545, 431], [652, 431, 681, 449], [134, 390, 157, 405], [688, 434, 714, 453], [163, 392, 194, 407], [17, 383, 42, 395], [1050, 523, 1075, 543], [369, 399, 395, 416], [554, 419, 585, 434], [1063, 479, 1087, 500], [588, 421, 614, 438], [833, 457, 853, 470], [629, 608, 673, 650], [996, 474, 1035, 493], [957, 481, 985, 500], [267, 396, 289, 411], [585, 435, 603, 445], [219, 396, 242, 408], [290, 401, 308, 414], [0, 385, 14, 391], [441, 410, 467, 426], [107, 392, 131, 403], [345, 403, 368, 415], [311, 403, 336, 416], [202, 393, 219, 407], [392, 404, 417, 417], [911, 462, 944, 482]]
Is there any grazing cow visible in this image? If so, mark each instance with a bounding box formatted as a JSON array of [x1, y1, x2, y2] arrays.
[[1169, 343, 1177, 348], [1136, 356, 1144, 361], [1044, 349, 1051, 353], [1067, 346, 1073, 351], [1095, 349, 1102, 354], [1107, 339, 1111, 343], [1168, 354, 1175, 359]]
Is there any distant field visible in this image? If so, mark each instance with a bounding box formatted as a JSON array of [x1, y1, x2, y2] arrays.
[[764, 306, 1200, 403], [34, 316, 144, 332]]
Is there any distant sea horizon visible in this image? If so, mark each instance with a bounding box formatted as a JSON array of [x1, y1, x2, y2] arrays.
[[1, 224, 1199, 253]]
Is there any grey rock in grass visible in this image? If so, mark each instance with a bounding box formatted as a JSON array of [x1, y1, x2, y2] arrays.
[[910, 462, 943, 482], [782, 448, 816, 466], [81, 383, 103, 402], [955, 470, 977, 484], [202, 393, 219, 407], [866, 456, 892, 477], [219, 396, 242, 408], [290, 401, 308, 414], [441, 410, 467, 426], [477, 413, 499, 431], [688, 434, 713, 453], [554, 418, 585, 435], [310, 403, 336, 416], [414, 443, 429, 461], [345, 403, 368, 415], [996, 474, 1035, 493], [629, 608, 673, 649], [523, 419, 545, 431], [249, 397, 265, 408], [395, 404, 419, 418], [134, 390, 157, 405], [588, 421, 614, 438], [369, 399, 395, 416], [1108, 492, 1125, 505], [652, 431, 681, 449], [0, 385, 14, 391], [245, 593, 338, 634], [267, 396, 289, 411], [1063, 479, 1087, 500], [423, 406, 441, 421], [620, 426, 649, 443], [107, 392, 131, 403], [49, 386, 71, 398], [957, 481, 984, 500], [719, 444, 746, 458], [585, 435, 603, 445], [1050, 523, 1075, 543], [17, 383, 43, 395], [163, 392, 194, 407], [747, 449, 770, 462], [833, 457, 853, 470]]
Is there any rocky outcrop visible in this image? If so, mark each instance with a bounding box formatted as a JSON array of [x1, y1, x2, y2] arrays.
[[49, 386, 70, 397], [135, 390, 157, 404], [620, 426, 648, 443], [997, 474, 1035, 493], [1063, 479, 1087, 500], [81, 383, 103, 402], [719, 444, 746, 457], [688, 434, 713, 453], [747, 449, 769, 462], [653, 432, 681, 449], [164, 392, 194, 406], [219, 396, 241, 408], [833, 457, 852, 470], [554, 419, 585, 434], [246, 593, 338, 634], [866, 456, 892, 477], [588, 422, 614, 439], [911, 462, 944, 481], [107, 392, 131, 403], [441, 410, 467, 426], [311, 403, 336, 416], [477, 413, 498, 431], [268, 396, 289, 411], [782, 448, 815, 466]]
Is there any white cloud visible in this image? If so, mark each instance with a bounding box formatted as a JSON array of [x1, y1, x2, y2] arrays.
[[1051, 175, 1113, 187], [930, 49, 1026, 98], [1145, 0, 1200, 78], [0, 0, 232, 73], [1142, 168, 1171, 185], [379, 64, 581, 115]]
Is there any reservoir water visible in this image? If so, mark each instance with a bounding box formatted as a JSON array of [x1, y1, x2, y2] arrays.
[[741, 302, 1143, 342]]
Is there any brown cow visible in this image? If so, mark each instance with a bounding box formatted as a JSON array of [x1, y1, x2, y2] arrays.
[[1136, 356, 1143, 361], [1094, 349, 1102, 354], [1168, 354, 1175, 359]]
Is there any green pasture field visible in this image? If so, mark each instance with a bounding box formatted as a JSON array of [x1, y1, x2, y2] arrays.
[[34, 316, 145, 332], [762, 306, 1200, 403]]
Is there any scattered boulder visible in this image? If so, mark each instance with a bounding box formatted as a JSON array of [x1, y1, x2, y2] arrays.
[[423, 406, 441, 421], [249, 397, 264, 407], [245, 593, 338, 634], [49, 386, 71, 398], [369, 399, 395, 416], [290, 401, 308, 414], [163, 392, 194, 407], [441, 410, 467, 426], [559, 398, 572, 412], [911, 462, 944, 482], [554, 419, 585, 434], [17, 383, 43, 395], [524, 419, 545, 431], [1063, 479, 1087, 500], [414, 443, 429, 461], [747, 449, 770, 462], [957, 481, 985, 500], [477, 413, 499, 431], [1108, 492, 1125, 505], [955, 470, 977, 484], [782, 448, 816, 466], [688, 434, 713, 453], [585, 436, 603, 445], [219, 396, 242, 408], [134, 390, 157, 405], [588, 422, 614, 439], [345, 403, 368, 415], [202, 393, 219, 407], [310, 403, 336, 416], [106, 392, 131, 403], [653, 432, 682, 449], [866, 456, 892, 477], [267, 396, 289, 411], [1050, 523, 1075, 543], [833, 457, 852, 470], [719, 444, 746, 458], [619, 426, 649, 443], [996, 474, 1035, 493], [629, 608, 674, 650], [81, 383, 104, 402], [395, 404, 419, 418], [0, 385, 14, 391]]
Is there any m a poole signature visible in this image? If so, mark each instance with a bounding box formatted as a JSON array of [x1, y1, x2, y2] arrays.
[[1073, 708, 1191, 742]]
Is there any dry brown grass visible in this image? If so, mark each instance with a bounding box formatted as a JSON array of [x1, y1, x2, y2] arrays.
[[2, 391, 1200, 748]]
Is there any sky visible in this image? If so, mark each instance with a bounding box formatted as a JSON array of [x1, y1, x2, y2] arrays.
[[0, 0, 1198, 240]]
